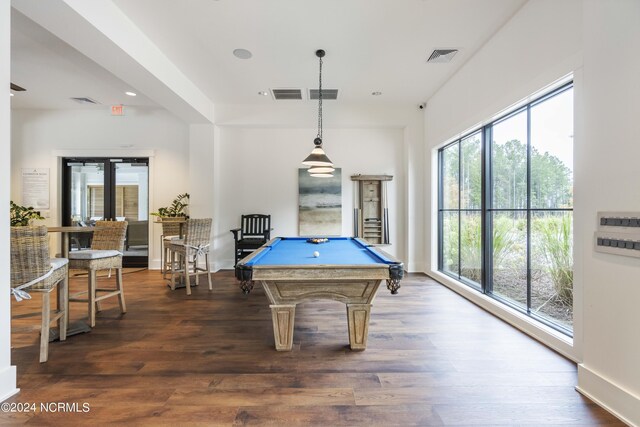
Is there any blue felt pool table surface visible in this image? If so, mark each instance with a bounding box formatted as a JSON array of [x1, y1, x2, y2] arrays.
[[243, 237, 395, 266]]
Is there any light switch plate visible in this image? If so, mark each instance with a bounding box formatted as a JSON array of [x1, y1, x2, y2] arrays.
[[595, 212, 640, 259]]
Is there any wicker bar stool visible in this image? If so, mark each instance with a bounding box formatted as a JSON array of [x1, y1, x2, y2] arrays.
[[160, 218, 183, 279], [168, 218, 212, 295], [10, 225, 68, 363], [68, 221, 127, 327]]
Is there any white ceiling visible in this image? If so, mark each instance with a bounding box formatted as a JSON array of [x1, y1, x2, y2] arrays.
[[10, 0, 527, 109], [10, 9, 157, 109]]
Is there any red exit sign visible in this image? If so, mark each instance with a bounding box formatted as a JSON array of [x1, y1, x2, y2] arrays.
[[111, 105, 124, 116]]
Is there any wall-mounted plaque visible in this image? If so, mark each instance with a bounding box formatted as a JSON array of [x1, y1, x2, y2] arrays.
[[22, 168, 50, 210]]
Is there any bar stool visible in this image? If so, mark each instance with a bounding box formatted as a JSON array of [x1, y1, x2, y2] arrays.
[[168, 218, 213, 295], [68, 221, 127, 327], [10, 225, 68, 363]]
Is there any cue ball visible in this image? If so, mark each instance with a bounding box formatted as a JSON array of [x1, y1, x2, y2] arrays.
[[313, 251, 320, 258]]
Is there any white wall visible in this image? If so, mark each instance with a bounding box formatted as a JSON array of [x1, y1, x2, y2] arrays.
[[424, 0, 640, 424], [10, 107, 190, 268], [215, 126, 403, 268], [188, 124, 215, 219], [575, 1, 640, 424], [1, 0, 18, 403], [212, 103, 424, 271]]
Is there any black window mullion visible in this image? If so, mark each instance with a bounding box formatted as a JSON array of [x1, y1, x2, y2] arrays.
[[457, 141, 462, 279], [438, 149, 444, 271], [488, 208, 573, 212], [483, 124, 493, 294], [526, 105, 532, 313]]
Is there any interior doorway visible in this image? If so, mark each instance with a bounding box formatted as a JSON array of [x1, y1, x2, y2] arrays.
[[62, 157, 149, 268]]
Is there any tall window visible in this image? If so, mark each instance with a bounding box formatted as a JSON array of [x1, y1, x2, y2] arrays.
[[438, 82, 573, 334], [439, 132, 482, 287]]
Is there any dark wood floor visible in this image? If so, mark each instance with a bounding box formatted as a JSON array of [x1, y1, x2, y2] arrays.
[[2, 270, 622, 426]]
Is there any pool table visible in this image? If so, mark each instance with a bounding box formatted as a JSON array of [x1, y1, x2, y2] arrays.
[[235, 237, 404, 351]]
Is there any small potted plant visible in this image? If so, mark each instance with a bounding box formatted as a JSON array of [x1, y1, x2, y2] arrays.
[[10, 201, 44, 226], [151, 193, 190, 219]]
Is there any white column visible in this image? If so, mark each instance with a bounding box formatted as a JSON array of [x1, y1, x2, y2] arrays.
[[188, 123, 216, 270], [403, 112, 426, 273], [1, 0, 18, 402]]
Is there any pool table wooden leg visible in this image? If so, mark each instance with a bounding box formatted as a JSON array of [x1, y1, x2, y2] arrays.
[[270, 304, 296, 351], [346, 303, 372, 351]]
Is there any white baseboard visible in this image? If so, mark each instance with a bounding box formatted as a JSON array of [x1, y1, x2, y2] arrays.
[[148, 259, 161, 270], [577, 364, 639, 426], [406, 261, 425, 273], [0, 365, 18, 402], [213, 260, 234, 272]]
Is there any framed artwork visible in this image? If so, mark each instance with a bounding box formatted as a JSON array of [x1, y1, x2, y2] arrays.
[[298, 168, 342, 236]]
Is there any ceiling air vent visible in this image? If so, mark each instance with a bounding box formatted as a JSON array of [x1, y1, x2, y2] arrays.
[[271, 89, 303, 100], [70, 97, 100, 105], [427, 49, 458, 63], [309, 89, 338, 100]]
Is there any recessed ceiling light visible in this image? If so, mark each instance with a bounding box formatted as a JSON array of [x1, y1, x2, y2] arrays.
[[372, 91, 382, 96], [233, 48, 252, 59], [258, 91, 269, 96], [9, 93, 14, 97], [125, 91, 137, 97]]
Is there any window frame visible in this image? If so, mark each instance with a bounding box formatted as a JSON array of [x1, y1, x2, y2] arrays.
[[437, 81, 574, 336]]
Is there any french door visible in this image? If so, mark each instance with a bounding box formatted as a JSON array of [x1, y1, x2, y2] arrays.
[[62, 157, 149, 267]]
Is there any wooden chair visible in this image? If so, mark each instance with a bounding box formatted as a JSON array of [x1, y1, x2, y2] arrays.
[[160, 218, 183, 279], [10, 225, 68, 363], [68, 221, 127, 328], [230, 214, 272, 266]]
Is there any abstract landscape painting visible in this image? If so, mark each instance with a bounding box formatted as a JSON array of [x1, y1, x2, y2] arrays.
[[298, 168, 342, 236]]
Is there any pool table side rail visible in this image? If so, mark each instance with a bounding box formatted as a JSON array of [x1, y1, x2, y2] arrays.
[[235, 237, 404, 282], [237, 265, 395, 281]]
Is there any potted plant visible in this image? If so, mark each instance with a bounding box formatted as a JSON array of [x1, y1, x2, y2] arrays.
[[10, 201, 45, 226], [151, 193, 190, 218]]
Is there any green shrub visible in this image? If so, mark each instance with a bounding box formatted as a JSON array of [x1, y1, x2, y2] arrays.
[[447, 214, 518, 283], [460, 216, 481, 282], [535, 214, 573, 304]]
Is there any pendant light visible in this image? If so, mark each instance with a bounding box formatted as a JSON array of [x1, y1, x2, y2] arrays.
[[302, 49, 334, 177]]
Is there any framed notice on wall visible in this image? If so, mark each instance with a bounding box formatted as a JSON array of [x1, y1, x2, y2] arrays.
[[22, 168, 50, 210]]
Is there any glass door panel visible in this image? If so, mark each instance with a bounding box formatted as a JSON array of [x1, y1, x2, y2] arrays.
[[115, 162, 149, 264], [69, 162, 105, 225], [63, 158, 149, 267]]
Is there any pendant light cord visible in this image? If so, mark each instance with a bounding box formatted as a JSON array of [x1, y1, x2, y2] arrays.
[[317, 55, 323, 140]]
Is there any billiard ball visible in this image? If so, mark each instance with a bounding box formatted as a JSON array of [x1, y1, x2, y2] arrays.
[[313, 251, 320, 258]]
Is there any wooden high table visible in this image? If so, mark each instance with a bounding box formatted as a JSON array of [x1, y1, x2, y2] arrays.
[[47, 226, 95, 340], [48, 226, 94, 258]]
